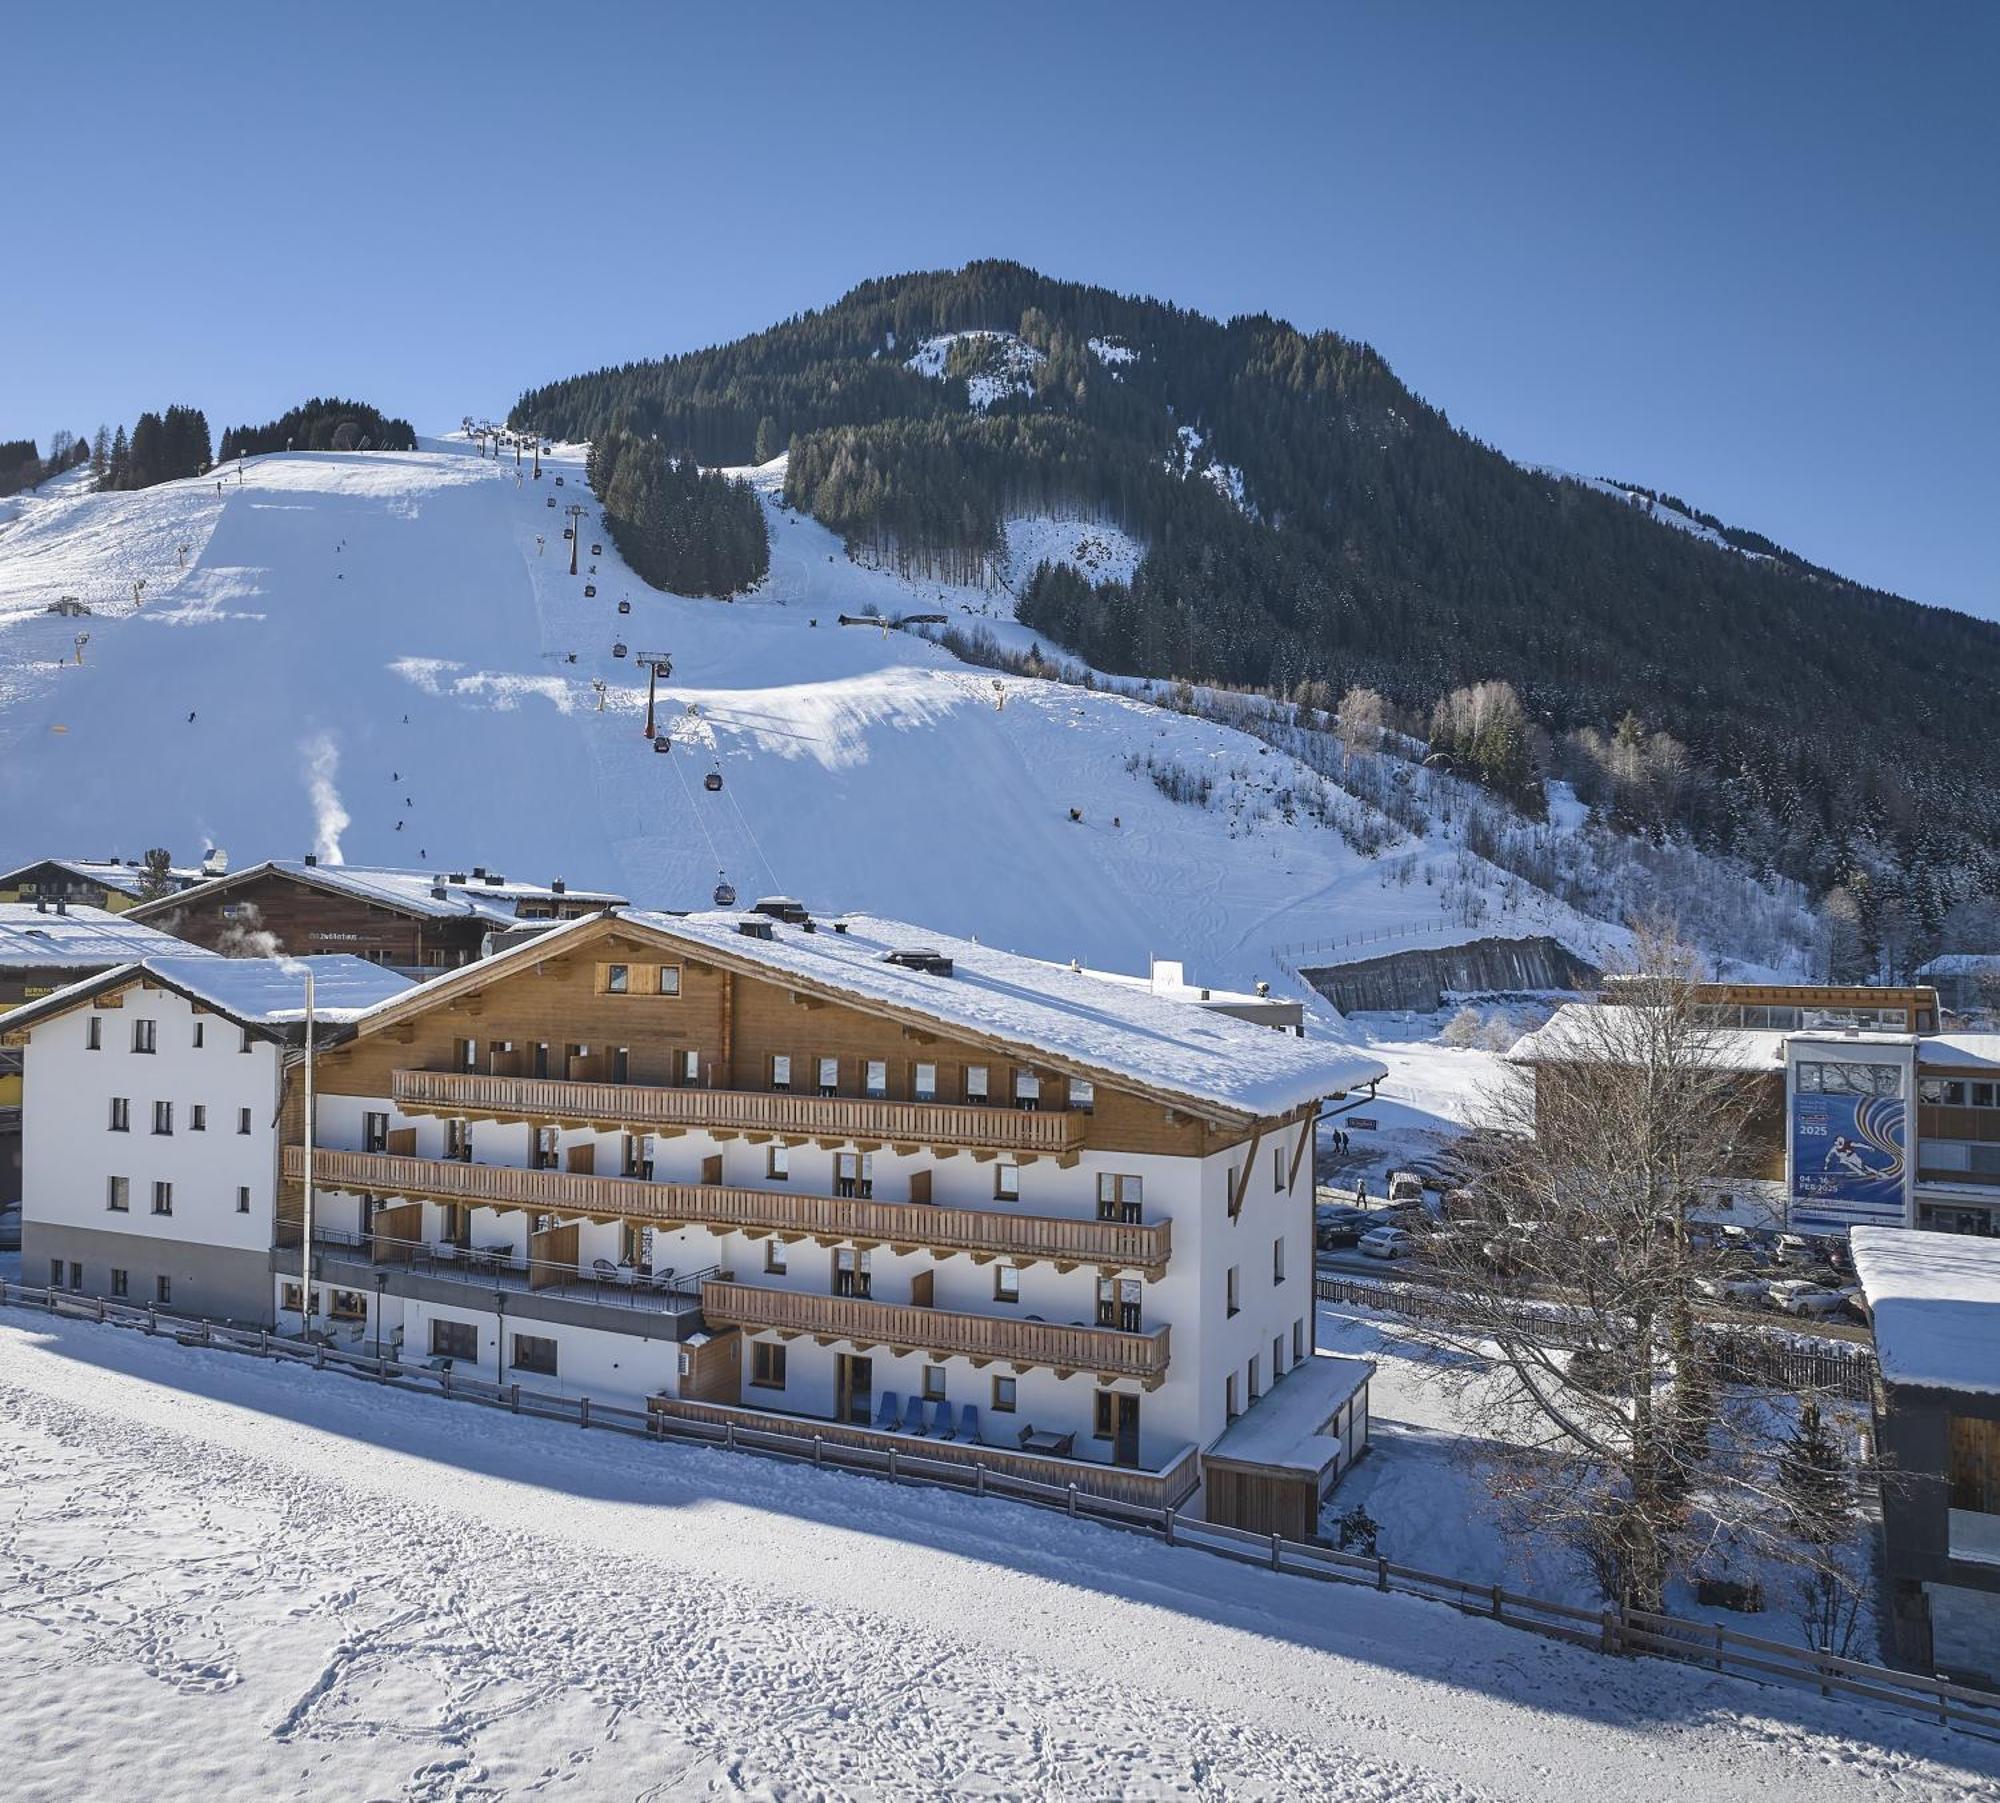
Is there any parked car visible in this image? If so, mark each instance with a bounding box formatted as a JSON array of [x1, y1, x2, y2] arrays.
[[1693, 1273, 1771, 1303], [1359, 1226, 1416, 1260], [0, 1204, 19, 1251], [1315, 1207, 1374, 1250], [1764, 1279, 1854, 1317], [1387, 1170, 1426, 1204]]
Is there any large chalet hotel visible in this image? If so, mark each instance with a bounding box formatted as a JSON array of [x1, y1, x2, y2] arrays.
[[4, 900, 1386, 1527]]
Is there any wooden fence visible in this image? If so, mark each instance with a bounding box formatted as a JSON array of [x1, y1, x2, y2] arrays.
[[1314, 1273, 1880, 1401], [2, 1279, 1988, 1743]]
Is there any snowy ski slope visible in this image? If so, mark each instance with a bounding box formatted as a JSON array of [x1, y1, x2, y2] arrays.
[[0, 438, 1612, 989]]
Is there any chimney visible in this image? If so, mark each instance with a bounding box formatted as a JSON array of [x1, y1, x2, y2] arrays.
[[35, 898, 46, 914], [472, 865, 487, 881], [55, 898, 67, 915], [304, 853, 318, 867], [550, 877, 566, 895]]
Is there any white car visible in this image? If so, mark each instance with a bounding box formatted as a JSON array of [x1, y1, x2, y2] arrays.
[[1387, 1171, 1426, 1205], [1693, 1274, 1770, 1303], [1359, 1226, 1416, 1260], [1764, 1279, 1852, 1317]]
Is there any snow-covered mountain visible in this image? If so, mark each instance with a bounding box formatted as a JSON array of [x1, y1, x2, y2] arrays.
[[0, 438, 1812, 990]]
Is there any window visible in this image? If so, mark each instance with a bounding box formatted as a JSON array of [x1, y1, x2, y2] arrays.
[[1094, 1392, 1116, 1439], [1070, 1077, 1094, 1113], [1274, 1332, 1287, 1378], [767, 1144, 790, 1181], [152, 1181, 173, 1216], [922, 1365, 948, 1402], [1248, 1354, 1262, 1401], [964, 1065, 988, 1103], [363, 1111, 389, 1154], [864, 1059, 887, 1099], [67, 1260, 85, 1288], [1225, 1372, 1240, 1420], [237, 1107, 253, 1136], [1097, 1173, 1143, 1223], [1273, 1236, 1286, 1284], [330, 1290, 367, 1321], [994, 1261, 1020, 1303], [622, 1134, 653, 1178], [913, 1061, 937, 1102], [111, 1268, 128, 1299], [1293, 1318, 1306, 1363], [511, 1333, 558, 1376], [751, 1341, 788, 1389], [991, 1375, 1017, 1413], [108, 1097, 130, 1133], [86, 1015, 102, 1051], [1226, 1266, 1241, 1317], [239, 1027, 255, 1053], [452, 1037, 478, 1072], [236, 1186, 252, 1215], [834, 1152, 873, 1199], [191, 1020, 205, 1049], [770, 1053, 792, 1091], [152, 1100, 174, 1135], [106, 1175, 129, 1212], [764, 1239, 788, 1274], [818, 1056, 839, 1096], [994, 1160, 1020, 1201], [604, 962, 630, 994], [1097, 1276, 1143, 1331], [430, 1319, 478, 1361], [1273, 1146, 1286, 1191], [190, 1104, 207, 1133], [131, 1018, 157, 1054], [443, 1119, 470, 1161], [1227, 1164, 1244, 1217], [1013, 1069, 1041, 1111], [156, 1275, 172, 1306], [680, 1048, 700, 1086], [49, 1259, 63, 1289], [833, 1247, 871, 1298], [658, 964, 682, 997]]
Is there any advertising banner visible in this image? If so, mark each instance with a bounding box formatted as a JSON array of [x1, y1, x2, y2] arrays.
[[1790, 1060, 1906, 1229]]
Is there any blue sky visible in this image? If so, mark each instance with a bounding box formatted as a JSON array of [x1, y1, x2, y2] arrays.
[[9, 1, 1996, 616]]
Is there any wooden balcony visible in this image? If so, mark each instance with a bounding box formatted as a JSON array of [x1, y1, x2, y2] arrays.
[[698, 1279, 1172, 1387], [288, 1146, 1170, 1276], [390, 1068, 1087, 1157]]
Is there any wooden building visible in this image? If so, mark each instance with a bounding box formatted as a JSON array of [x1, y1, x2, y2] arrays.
[[282, 903, 1386, 1525], [0, 855, 208, 914], [127, 859, 625, 975]]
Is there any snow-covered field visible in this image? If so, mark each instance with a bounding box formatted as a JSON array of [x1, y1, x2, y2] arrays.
[[1, 1306, 1991, 1802], [0, 438, 1616, 992]]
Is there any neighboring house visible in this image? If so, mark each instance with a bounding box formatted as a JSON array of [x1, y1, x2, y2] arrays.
[[127, 859, 627, 974], [284, 903, 1384, 1525], [1514, 983, 1999, 1239], [1917, 955, 2000, 1018], [0, 855, 210, 913], [1, 955, 414, 1321], [1851, 1227, 2000, 1687], [0, 903, 216, 1206]]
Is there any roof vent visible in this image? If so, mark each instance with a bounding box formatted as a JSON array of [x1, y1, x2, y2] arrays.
[[752, 896, 810, 925], [34, 898, 46, 914], [831, 920, 850, 934], [471, 865, 487, 881], [551, 878, 566, 895], [304, 853, 318, 867], [737, 918, 774, 940], [447, 872, 467, 884], [485, 873, 504, 886], [884, 949, 953, 977], [431, 883, 449, 901]]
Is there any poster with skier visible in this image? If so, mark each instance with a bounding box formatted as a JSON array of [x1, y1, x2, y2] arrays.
[[1790, 1059, 1906, 1228]]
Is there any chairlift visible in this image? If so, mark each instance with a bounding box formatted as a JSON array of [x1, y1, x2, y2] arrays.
[[617, 600, 631, 615], [545, 495, 556, 508], [563, 527, 574, 539], [555, 476, 565, 486], [704, 772, 723, 792], [584, 584, 597, 597], [612, 642, 628, 658], [653, 734, 672, 754], [591, 543, 603, 556], [713, 880, 737, 907]]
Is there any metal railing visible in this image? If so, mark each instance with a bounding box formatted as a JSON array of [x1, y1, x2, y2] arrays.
[[306, 1224, 711, 1313], [4, 1277, 1993, 1745]]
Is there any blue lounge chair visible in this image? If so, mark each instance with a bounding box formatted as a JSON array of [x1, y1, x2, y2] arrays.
[[957, 1402, 981, 1445], [900, 1395, 928, 1434], [928, 1396, 953, 1437], [874, 1391, 900, 1430]]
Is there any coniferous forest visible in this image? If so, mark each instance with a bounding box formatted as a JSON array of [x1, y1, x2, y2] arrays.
[[587, 431, 769, 598], [218, 398, 417, 461], [501, 260, 1990, 924]]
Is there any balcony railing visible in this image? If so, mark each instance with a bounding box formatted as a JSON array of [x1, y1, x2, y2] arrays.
[[288, 1146, 1168, 1275], [698, 1280, 1171, 1386], [390, 1068, 1087, 1156]]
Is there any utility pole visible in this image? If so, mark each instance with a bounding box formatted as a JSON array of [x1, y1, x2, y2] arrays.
[[637, 653, 673, 738], [566, 503, 586, 576], [515, 434, 522, 468]]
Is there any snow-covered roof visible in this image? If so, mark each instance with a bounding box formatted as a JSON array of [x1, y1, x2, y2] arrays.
[[1918, 1035, 2000, 1073], [1916, 954, 2000, 977], [132, 860, 626, 927], [0, 903, 210, 970], [1508, 1002, 1787, 1073], [620, 910, 1383, 1119], [1851, 1228, 2000, 1396], [2, 953, 415, 1038], [1204, 1352, 1373, 1472], [0, 856, 206, 897]]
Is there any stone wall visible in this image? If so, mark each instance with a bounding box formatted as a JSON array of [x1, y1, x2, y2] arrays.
[[1300, 935, 1599, 1015]]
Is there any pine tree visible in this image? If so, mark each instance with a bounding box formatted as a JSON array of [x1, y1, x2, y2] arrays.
[[90, 425, 109, 482], [136, 847, 177, 902]]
